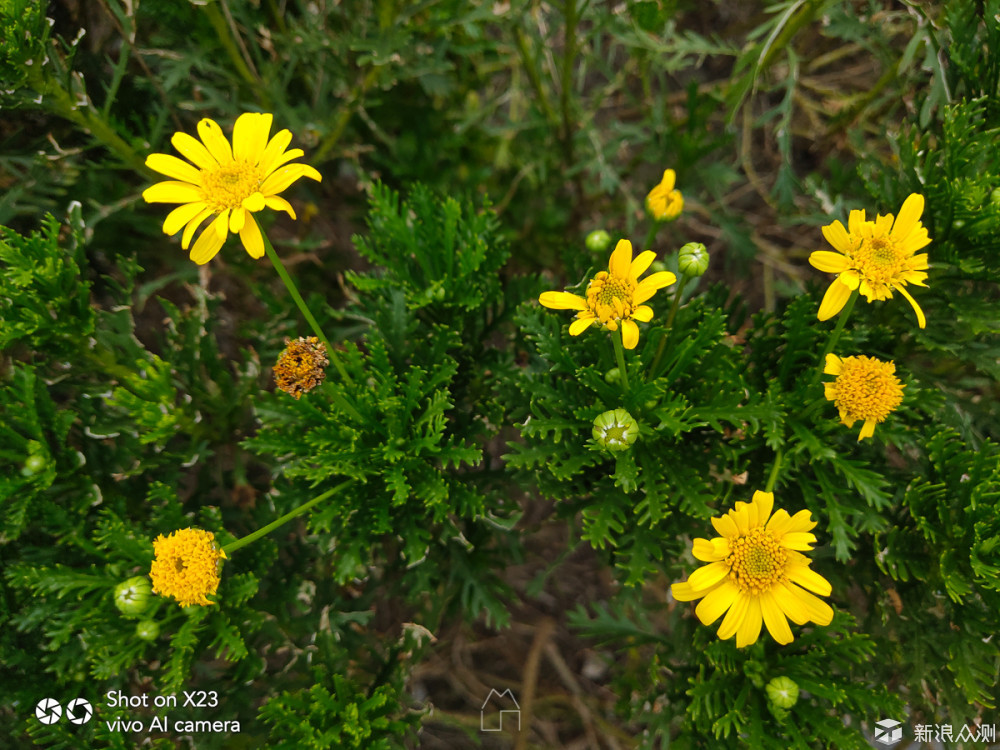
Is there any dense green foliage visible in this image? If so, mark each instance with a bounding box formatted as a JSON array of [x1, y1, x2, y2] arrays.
[[2, 0, 999, 748]]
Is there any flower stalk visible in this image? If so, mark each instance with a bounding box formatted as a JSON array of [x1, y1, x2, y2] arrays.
[[223, 480, 354, 556]]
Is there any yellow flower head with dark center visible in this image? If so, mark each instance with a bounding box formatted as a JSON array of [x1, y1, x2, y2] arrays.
[[646, 169, 684, 222], [671, 490, 833, 648], [823, 354, 904, 441], [538, 239, 676, 349], [809, 193, 931, 328], [142, 112, 321, 265], [149, 528, 227, 608], [273, 336, 329, 399]]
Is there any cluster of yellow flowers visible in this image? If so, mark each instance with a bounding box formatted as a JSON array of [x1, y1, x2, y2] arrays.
[[137, 116, 930, 649], [535, 171, 932, 645], [811, 193, 930, 441]]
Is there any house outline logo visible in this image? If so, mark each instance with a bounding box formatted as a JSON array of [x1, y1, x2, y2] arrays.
[[874, 718, 902, 745], [480, 688, 520, 732]]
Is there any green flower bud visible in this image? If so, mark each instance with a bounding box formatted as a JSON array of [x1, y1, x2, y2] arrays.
[[21, 453, 47, 476], [114, 576, 152, 617], [678, 242, 709, 277], [604, 367, 621, 385], [991, 187, 1000, 205], [135, 620, 160, 641], [765, 676, 799, 709], [592, 409, 639, 451], [585, 229, 613, 253]]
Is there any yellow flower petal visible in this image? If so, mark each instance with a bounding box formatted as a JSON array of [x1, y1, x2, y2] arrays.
[[773, 581, 810, 625], [190, 225, 226, 265], [239, 214, 265, 259], [671, 580, 700, 602], [143, 181, 204, 204], [787, 564, 832, 596], [568, 317, 595, 336], [260, 164, 322, 195], [163, 201, 208, 236], [692, 538, 726, 562], [197, 118, 234, 164], [259, 129, 294, 174], [264, 195, 296, 218], [817, 278, 852, 321], [809, 249, 852, 273], [731, 502, 751, 535], [687, 561, 730, 592], [629, 250, 657, 280], [735, 597, 763, 647], [632, 305, 654, 322], [621, 319, 640, 349], [751, 491, 774, 525], [171, 132, 218, 171], [695, 580, 739, 625], [785, 582, 834, 625], [717, 590, 750, 640], [820, 220, 853, 254], [824, 353, 843, 376], [711, 513, 739, 539], [213, 210, 230, 240], [232, 112, 272, 163], [146, 153, 203, 184], [242, 192, 266, 212], [229, 206, 246, 233], [892, 282, 926, 328], [539, 291, 587, 310], [181, 208, 214, 249], [781, 532, 817, 550], [891, 193, 924, 243], [760, 590, 794, 645], [608, 239, 633, 278], [858, 419, 877, 441]]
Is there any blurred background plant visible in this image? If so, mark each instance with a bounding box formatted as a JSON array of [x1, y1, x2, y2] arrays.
[[2, 0, 999, 747]]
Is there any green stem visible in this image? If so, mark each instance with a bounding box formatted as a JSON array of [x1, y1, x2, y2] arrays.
[[260, 224, 364, 422], [559, 0, 578, 166], [26, 66, 148, 175], [647, 271, 690, 378], [640, 221, 659, 254], [202, 0, 263, 96], [812, 288, 859, 386], [223, 480, 352, 555], [764, 449, 783, 492], [611, 331, 630, 395]]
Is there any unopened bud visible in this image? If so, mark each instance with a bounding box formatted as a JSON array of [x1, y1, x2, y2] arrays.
[[678, 242, 709, 277], [585, 229, 613, 253], [135, 619, 160, 641], [592, 409, 639, 451], [114, 576, 153, 617], [765, 676, 799, 709]]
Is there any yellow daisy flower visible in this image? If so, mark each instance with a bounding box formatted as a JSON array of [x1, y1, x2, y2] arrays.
[[149, 528, 227, 607], [672, 490, 834, 648], [539, 239, 676, 349], [809, 193, 931, 328], [645, 169, 684, 222], [823, 353, 904, 441], [142, 112, 321, 265]]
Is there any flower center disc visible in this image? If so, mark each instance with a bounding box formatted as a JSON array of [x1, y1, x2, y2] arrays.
[[727, 528, 786, 594], [202, 161, 261, 211], [834, 358, 904, 421], [855, 236, 903, 285], [588, 272, 636, 325]]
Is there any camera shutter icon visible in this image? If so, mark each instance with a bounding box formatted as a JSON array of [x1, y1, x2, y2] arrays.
[[66, 698, 94, 724], [35, 699, 62, 725], [874, 718, 902, 745]]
